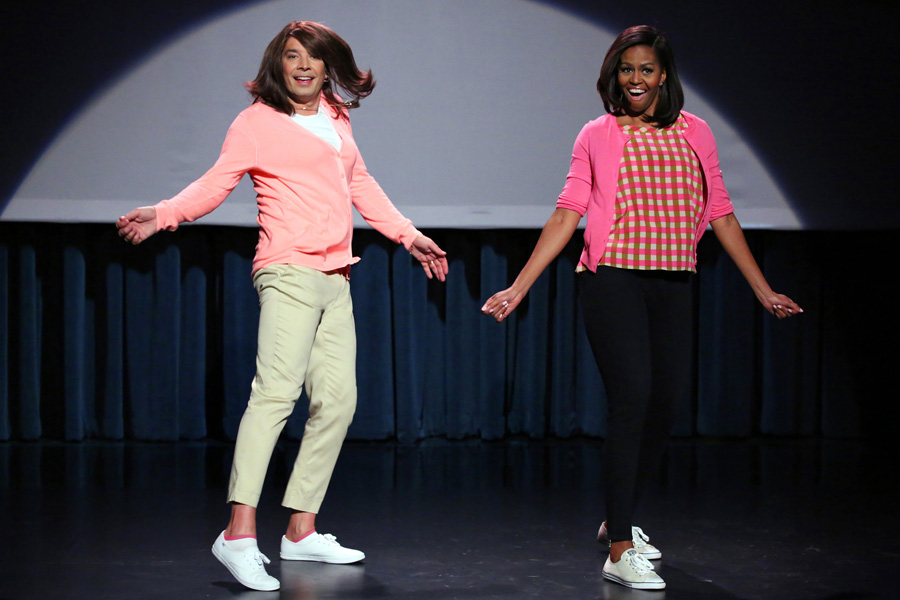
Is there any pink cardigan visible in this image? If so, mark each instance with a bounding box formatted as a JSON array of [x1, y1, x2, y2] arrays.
[[556, 111, 734, 272], [155, 100, 421, 275]]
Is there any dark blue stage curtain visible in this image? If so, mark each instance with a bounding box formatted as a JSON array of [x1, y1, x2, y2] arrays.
[[0, 223, 891, 442]]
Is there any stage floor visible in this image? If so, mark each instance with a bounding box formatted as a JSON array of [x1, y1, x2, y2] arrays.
[[1, 438, 896, 599]]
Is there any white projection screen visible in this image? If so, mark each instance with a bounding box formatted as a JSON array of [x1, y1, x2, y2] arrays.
[[1, 0, 799, 229]]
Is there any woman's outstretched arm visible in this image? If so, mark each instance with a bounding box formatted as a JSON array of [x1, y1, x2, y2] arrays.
[[710, 213, 802, 319], [481, 208, 582, 322]]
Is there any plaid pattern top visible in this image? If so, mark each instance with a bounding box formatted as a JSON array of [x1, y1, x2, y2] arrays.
[[597, 116, 704, 272]]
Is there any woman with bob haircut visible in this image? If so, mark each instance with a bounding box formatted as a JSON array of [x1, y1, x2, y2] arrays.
[[117, 20, 448, 591], [482, 25, 801, 590]]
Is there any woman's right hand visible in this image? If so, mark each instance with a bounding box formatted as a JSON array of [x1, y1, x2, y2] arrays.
[[481, 286, 527, 323], [116, 207, 158, 245], [480, 208, 581, 324]]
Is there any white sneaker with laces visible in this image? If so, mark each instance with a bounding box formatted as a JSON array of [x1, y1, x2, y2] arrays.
[[280, 532, 365, 564], [211, 531, 280, 591], [602, 548, 665, 590], [597, 522, 662, 560]]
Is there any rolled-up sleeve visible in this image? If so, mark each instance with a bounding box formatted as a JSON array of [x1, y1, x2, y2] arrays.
[[700, 131, 734, 221], [556, 124, 593, 216]]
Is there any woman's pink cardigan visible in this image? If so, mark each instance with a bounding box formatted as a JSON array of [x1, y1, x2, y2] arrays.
[[556, 111, 735, 272]]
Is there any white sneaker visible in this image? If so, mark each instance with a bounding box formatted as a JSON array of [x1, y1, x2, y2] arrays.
[[211, 531, 280, 591], [280, 532, 365, 564], [597, 522, 662, 560], [602, 548, 665, 590]]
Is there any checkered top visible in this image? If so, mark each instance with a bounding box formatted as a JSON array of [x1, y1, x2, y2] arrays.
[[596, 116, 704, 272]]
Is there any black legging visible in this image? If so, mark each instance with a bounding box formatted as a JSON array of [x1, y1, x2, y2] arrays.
[[579, 266, 693, 543]]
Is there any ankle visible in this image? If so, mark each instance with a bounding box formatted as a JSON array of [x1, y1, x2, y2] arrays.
[[609, 540, 635, 563], [286, 510, 317, 541], [226, 502, 257, 539], [285, 528, 316, 543], [224, 527, 256, 539]]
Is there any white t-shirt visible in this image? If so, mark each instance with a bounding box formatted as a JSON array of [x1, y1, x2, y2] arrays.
[[290, 104, 342, 151]]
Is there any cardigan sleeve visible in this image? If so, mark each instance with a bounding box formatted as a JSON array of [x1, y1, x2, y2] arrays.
[[693, 118, 734, 221], [154, 113, 257, 231], [348, 148, 421, 250], [705, 150, 735, 221], [556, 123, 594, 216]]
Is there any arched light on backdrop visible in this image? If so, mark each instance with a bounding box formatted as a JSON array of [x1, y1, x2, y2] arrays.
[[2, 0, 800, 228]]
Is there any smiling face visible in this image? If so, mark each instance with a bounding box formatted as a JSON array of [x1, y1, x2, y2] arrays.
[[616, 44, 667, 123], [281, 36, 327, 110]]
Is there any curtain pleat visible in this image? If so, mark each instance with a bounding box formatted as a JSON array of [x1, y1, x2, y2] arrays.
[[127, 244, 182, 439], [219, 242, 258, 441], [0, 241, 8, 439], [759, 232, 822, 436], [18, 239, 42, 439], [178, 231, 208, 439], [574, 313, 607, 438], [0, 222, 886, 442], [349, 232, 394, 440], [101, 254, 125, 439], [550, 252, 577, 437], [63, 244, 88, 440], [391, 239, 426, 443], [421, 265, 448, 439], [477, 235, 508, 440], [696, 236, 758, 436], [444, 234, 481, 438], [505, 231, 548, 437]]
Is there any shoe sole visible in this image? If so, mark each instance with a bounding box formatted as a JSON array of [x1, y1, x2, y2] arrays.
[[602, 570, 665, 590], [212, 544, 280, 591], [280, 552, 365, 564]]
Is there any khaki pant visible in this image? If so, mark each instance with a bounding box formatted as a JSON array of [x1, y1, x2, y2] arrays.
[[227, 264, 357, 513]]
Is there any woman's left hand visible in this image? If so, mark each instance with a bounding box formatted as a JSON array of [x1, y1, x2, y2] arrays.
[[760, 292, 803, 319], [409, 235, 449, 281]]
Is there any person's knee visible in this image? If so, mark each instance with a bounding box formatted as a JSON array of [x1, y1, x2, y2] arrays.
[[308, 390, 357, 426], [245, 393, 299, 420], [249, 373, 303, 407]]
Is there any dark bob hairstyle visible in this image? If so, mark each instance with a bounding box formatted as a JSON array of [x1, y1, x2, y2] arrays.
[[246, 21, 375, 117], [597, 25, 684, 128]]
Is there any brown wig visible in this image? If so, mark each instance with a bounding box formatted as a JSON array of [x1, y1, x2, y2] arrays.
[[246, 21, 375, 118], [596, 25, 684, 128]]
